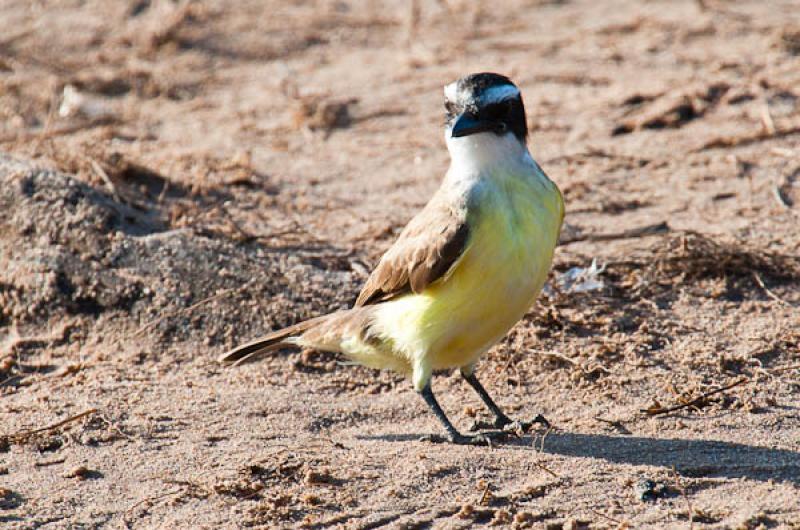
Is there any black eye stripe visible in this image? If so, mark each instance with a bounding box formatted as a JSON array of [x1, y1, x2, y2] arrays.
[[444, 73, 528, 141], [482, 101, 512, 118]]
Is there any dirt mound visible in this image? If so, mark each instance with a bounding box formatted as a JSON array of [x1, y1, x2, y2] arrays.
[[0, 154, 360, 374]]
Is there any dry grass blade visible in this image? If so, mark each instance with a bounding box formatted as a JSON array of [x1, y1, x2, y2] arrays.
[[751, 271, 794, 307], [1, 408, 98, 443], [90, 158, 122, 202], [760, 102, 776, 135], [694, 120, 800, 151], [532, 460, 559, 478]]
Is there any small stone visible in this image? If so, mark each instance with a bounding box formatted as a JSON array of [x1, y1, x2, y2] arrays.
[[562, 519, 592, 530], [303, 468, 335, 485], [490, 509, 511, 526], [0, 357, 14, 373], [64, 465, 92, 480], [302, 493, 321, 506], [457, 503, 474, 519], [635, 478, 666, 501], [514, 511, 536, 526]]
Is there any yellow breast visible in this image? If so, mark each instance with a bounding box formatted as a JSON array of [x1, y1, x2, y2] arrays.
[[374, 168, 564, 370]]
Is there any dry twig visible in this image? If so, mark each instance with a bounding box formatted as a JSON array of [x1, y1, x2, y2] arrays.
[[559, 221, 669, 246], [752, 271, 793, 307], [641, 378, 748, 416], [1, 408, 98, 443], [594, 416, 632, 435], [123, 488, 184, 528], [34, 458, 66, 467], [586, 507, 624, 525], [90, 158, 122, 202], [770, 363, 800, 375], [694, 121, 800, 152], [760, 102, 776, 135], [0, 117, 115, 144], [532, 459, 559, 478], [478, 482, 492, 505]]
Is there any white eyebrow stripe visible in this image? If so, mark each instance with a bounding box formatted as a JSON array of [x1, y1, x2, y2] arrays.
[[480, 84, 520, 105], [444, 81, 460, 103]]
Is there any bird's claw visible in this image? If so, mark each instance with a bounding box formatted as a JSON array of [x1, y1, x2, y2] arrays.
[[450, 431, 507, 446], [468, 419, 499, 432], [419, 431, 507, 446], [418, 433, 443, 443], [507, 414, 551, 433], [470, 414, 550, 435]]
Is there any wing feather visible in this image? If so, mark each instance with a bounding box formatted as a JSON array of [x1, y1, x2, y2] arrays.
[[355, 192, 470, 306]]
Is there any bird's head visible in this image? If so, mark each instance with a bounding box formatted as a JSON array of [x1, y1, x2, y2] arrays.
[[444, 73, 528, 144]]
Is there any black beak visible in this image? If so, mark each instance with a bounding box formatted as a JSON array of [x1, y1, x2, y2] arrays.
[[450, 113, 500, 138]]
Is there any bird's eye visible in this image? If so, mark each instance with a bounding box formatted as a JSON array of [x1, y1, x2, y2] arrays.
[[444, 101, 456, 116], [483, 102, 507, 121]]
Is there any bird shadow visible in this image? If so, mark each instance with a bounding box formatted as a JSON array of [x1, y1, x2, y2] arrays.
[[357, 431, 800, 484], [542, 432, 800, 484]]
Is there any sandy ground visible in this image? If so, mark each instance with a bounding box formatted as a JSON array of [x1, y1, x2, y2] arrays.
[[1, 0, 800, 528]]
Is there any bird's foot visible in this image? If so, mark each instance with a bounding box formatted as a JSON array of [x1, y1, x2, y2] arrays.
[[419, 430, 508, 446], [506, 413, 551, 433], [470, 414, 551, 434]]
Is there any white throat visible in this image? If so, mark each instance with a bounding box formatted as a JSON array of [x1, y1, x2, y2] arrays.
[[445, 131, 533, 177]]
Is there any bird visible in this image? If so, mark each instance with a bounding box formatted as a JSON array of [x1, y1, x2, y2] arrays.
[[219, 73, 565, 445]]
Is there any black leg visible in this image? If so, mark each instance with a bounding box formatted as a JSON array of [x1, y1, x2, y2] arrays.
[[462, 371, 513, 427], [418, 382, 499, 445], [461, 371, 550, 431]]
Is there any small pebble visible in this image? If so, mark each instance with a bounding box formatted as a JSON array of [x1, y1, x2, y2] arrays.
[[635, 478, 666, 501], [64, 465, 92, 480]]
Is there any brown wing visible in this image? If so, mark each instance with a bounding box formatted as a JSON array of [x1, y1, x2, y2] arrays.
[[355, 192, 470, 307]]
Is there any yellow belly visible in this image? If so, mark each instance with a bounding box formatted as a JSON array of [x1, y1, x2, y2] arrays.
[[373, 173, 564, 373]]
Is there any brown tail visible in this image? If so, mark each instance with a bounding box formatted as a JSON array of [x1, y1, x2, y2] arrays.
[[217, 316, 326, 366]]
